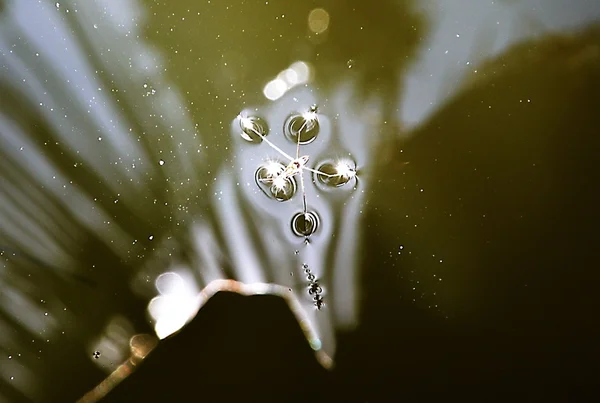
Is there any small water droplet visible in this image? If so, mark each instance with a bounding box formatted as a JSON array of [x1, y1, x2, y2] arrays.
[[291, 212, 319, 237], [159, 159, 165, 166], [283, 110, 320, 145], [148, 235, 154, 240], [315, 159, 357, 188], [238, 115, 269, 143], [255, 163, 296, 201]]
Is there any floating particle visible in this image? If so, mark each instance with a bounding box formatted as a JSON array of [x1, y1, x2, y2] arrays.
[[93, 351, 101, 359], [159, 159, 165, 166]]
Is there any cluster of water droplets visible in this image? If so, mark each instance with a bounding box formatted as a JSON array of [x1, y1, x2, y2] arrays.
[[303, 263, 324, 309], [235, 105, 358, 239]]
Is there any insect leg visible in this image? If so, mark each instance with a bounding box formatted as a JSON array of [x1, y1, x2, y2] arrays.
[[245, 124, 295, 162]]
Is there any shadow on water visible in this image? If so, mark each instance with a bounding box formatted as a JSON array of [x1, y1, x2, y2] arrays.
[[0, 0, 599, 402], [336, 24, 600, 401]]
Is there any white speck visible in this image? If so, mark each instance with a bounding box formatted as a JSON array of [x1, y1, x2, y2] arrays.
[[55, 2, 59, 8], [456, 34, 460, 38], [93, 24, 98, 29], [44, 312, 48, 316], [97, 137, 102, 141], [148, 235, 154, 240], [159, 159, 165, 166]]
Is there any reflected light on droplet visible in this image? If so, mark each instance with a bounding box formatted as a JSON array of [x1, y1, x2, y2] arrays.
[[335, 159, 356, 179], [155, 272, 185, 295], [264, 160, 284, 177], [263, 61, 312, 101], [263, 78, 288, 101], [308, 8, 330, 34], [278, 68, 299, 86], [238, 114, 254, 131], [147, 271, 201, 339], [290, 61, 310, 83]]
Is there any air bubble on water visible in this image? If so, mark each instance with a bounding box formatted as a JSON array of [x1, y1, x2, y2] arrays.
[[302, 263, 308, 269]]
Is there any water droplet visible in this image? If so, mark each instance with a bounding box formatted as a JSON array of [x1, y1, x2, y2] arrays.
[[283, 109, 320, 145], [255, 163, 296, 201], [316, 159, 357, 188], [148, 235, 154, 240], [307, 273, 316, 281], [159, 159, 165, 166], [291, 211, 319, 237], [302, 263, 308, 269], [294, 250, 299, 255], [347, 59, 355, 68], [238, 115, 269, 143]]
